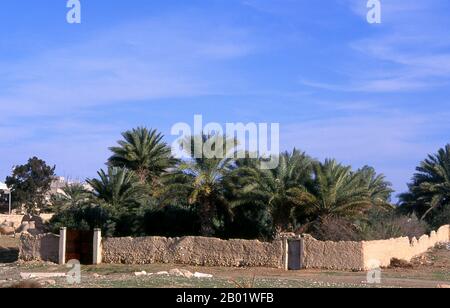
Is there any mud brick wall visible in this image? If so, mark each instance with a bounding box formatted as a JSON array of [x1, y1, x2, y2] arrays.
[[102, 236, 285, 268]]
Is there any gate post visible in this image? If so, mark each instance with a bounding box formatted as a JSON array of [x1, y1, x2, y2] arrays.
[[59, 227, 67, 265], [93, 229, 102, 265], [283, 238, 289, 271]]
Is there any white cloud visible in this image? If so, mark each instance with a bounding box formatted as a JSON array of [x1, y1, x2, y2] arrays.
[[281, 111, 450, 194], [300, 0, 450, 93], [0, 16, 257, 117]]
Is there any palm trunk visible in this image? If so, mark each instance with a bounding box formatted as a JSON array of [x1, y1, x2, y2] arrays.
[[199, 200, 216, 236]]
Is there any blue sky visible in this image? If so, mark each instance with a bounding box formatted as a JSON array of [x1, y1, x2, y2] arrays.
[[1, 0, 450, 199]]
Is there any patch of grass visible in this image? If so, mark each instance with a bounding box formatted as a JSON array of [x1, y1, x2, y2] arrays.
[[431, 271, 450, 282]]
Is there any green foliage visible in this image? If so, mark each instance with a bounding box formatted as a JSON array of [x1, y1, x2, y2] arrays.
[[49, 184, 91, 212], [46, 128, 448, 242], [48, 184, 116, 236], [298, 159, 372, 222], [231, 149, 313, 231], [355, 166, 394, 207], [357, 208, 429, 241], [399, 144, 450, 223], [164, 135, 237, 236], [430, 206, 450, 229], [5, 157, 56, 214], [50, 202, 116, 237], [108, 127, 175, 184], [87, 167, 147, 214], [222, 202, 274, 240], [142, 205, 201, 237]]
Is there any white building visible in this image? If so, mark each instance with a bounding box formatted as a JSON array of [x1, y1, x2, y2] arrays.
[[0, 182, 12, 215]]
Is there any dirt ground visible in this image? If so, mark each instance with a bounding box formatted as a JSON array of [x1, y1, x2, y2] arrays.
[[1, 236, 449, 288]]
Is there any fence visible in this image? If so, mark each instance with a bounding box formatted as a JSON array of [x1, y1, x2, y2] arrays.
[[17, 225, 450, 271]]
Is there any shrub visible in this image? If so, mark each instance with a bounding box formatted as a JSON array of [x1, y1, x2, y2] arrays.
[[142, 205, 200, 237], [49, 204, 116, 237], [307, 217, 362, 242], [358, 209, 429, 241], [223, 204, 274, 241], [430, 207, 450, 229]]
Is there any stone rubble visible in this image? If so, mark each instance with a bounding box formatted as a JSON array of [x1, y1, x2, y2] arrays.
[[132, 269, 213, 279]]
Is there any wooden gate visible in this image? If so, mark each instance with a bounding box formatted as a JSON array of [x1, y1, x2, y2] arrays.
[[66, 230, 94, 265], [287, 239, 302, 270]]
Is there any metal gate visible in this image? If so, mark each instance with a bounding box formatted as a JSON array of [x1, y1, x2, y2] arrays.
[[287, 239, 302, 270], [66, 230, 94, 265]]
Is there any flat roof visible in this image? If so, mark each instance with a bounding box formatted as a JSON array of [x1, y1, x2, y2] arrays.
[[0, 182, 9, 191]]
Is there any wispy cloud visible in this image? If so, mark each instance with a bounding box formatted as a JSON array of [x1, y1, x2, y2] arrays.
[[282, 110, 450, 193], [0, 15, 257, 117], [302, 0, 450, 93]]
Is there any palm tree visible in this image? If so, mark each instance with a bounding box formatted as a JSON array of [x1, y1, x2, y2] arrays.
[[299, 160, 371, 222], [87, 167, 146, 215], [108, 127, 175, 184], [164, 135, 237, 236], [355, 166, 394, 209], [399, 144, 450, 221], [233, 149, 313, 231], [50, 183, 91, 212]]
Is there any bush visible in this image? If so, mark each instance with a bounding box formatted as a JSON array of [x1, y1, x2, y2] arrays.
[[142, 205, 200, 237], [49, 204, 116, 237], [223, 204, 274, 241], [307, 217, 362, 242], [358, 209, 429, 241], [430, 207, 450, 229], [303, 209, 430, 242]]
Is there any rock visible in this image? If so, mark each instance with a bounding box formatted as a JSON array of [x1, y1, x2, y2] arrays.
[[134, 271, 147, 277], [438, 284, 450, 289], [40, 279, 56, 286], [180, 269, 194, 279], [21, 215, 46, 233], [0, 224, 15, 235], [156, 271, 169, 276], [169, 269, 184, 277], [20, 273, 66, 280], [16, 222, 31, 233], [92, 273, 102, 278], [390, 258, 413, 269], [193, 272, 213, 278]]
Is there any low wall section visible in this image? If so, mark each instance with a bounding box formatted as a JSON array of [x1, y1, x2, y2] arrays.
[[19, 233, 60, 263], [362, 225, 450, 269], [301, 225, 450, 270], [302, 235, 365, 270], [102, 236, 285, 268], [17, 225, 449, 271]]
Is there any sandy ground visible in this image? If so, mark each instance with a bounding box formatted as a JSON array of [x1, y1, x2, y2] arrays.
[[1, 235, 449, 288]]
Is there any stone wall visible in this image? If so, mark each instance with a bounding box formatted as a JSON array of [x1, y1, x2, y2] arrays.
[[15, 224, 450, 271], [0, 215, 23, 229], [0, 214, 54, 229], [301, 225, 450, 271], [362, 225, 450, 269], [19, 233, 60, 263], [302, 235, 365, 270], [102, 236, 285, 268]]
